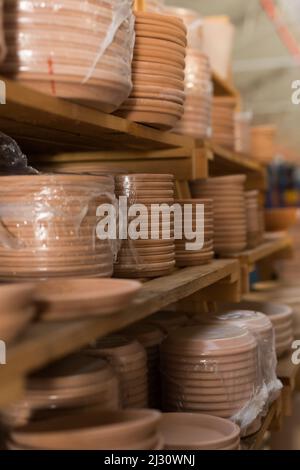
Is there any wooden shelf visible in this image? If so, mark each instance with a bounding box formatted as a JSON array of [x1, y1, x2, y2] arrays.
[[207, 141, 264, 174], [230, 236, 293, 266], [212, 72, 240, 98], [0, 259, 239, 407], [0, 77, 196, 154]]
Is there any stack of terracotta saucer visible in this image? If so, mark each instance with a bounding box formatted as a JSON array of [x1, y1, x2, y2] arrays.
[[235, 301, 294, 358], [1, 354, 120, 428], [167, 7, 204, 50], [115, 174, 176, 278], [173, 49, 212, 139], [160, 324, 261, 431], [87, 336, 148, 409], [1, 0, 134, 112], [8, 409, 163, 450], [0, 283, 36, 344], [235, 112, 252, 154], [35, 279, 141, 322], [115, 12, 186, 129], [212, 97, 237, 149], [251, 126, 277, 164], [245, 191, 264, 248], [190, 175, 247, 255], [147, 311, 188, 334], [210, 308, 281, 404], [123, 322, 165, 408], [174, 199, 214, 267], [0, 174, 115, 280], [160, 413, 240, 450]]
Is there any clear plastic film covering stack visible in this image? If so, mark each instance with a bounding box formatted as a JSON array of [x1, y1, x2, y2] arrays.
[[209, 309, 282, 409], [234, 111, 253, 155], [168, 7, 213, 139], [160, 323, 268, 436], [143, 0, 165, 12], [0, 0, 135, 112], [0, 173, 116, 280], [114, 174, 176, 278], [0, 354, 120, 429]]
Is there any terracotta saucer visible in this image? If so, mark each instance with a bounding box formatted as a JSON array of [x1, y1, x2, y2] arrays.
[[11, 409, 161, 450]]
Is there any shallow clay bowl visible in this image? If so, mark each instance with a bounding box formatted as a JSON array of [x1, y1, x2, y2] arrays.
[[12, 409, 161, 450], [0, 283, 35, 310], [35, 279, 141, 319]]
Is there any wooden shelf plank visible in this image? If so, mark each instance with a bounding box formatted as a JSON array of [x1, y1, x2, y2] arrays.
[[0, 77, 195, 153], [208, 141, 264, 175], [212, 72, 240, 98], [0, 260, 239, 399], [229, 236, 293, 266]]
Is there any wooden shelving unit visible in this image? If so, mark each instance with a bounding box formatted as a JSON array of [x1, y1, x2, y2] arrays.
[[0, 260, 239, 407], [242, 399, 281, 450], [0, 74, 294, 450]]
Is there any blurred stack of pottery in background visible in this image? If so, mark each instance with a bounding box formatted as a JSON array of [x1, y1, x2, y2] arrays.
[[1, 354, 120, 428], [212, 97, 237, 149], [202, 16, 235, 80], [123, 322, 165, 408], [87, 336, 148, 409], [116, 11, 187, 129], [0, 0, 135, 112], [245, 191, 265, 248], [174, 199, 214, 266], [235, 112, 252, 154], [114, 174, 176, 278], [251, 125, 277, 164], [168, 7, 213, 139], [190, 175, 247, 255]]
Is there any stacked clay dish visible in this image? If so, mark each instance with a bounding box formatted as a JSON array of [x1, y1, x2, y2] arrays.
[[160, 323, 263, 435], [245, 191, 264, 249], [115, 12, 186, 129], [0, 174, 115, 280], [212, 97, 237, 149], [174, 199, 214, 266], [190, 175, 247, 255], [115, 174, 176, 278], [87, 336, 148, 409], [1, 354, 120, 428], [7, 409, 163, 450], [1, 0, 135, 112]]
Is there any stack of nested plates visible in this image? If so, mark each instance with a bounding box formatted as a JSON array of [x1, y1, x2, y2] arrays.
[[173, 49, 212, 139], [235, 301, 294, 358], [234, 112, 252, 154], [210, 308, 281, 404], [166, 6, 204, 50], [147, 311, 188, 334], [87, 336, 148, 409], [245, 191, 264, 248], [160, 324, 260, 423], [123, 322, 165, 408], [0, 174, 115, 280], [174, 198, 214, 267], [35, 278, 141, 322], [115, 174, 176, 278], [1, 0, 134, 112], [251, 126, 277, 164], [34, 161, 129, 176], [1, 354, 120, 428], [212, 97, 237, 149], [115, 12, 186, 129], [190, 175, 247, 255], [8, 409, 163, 450], [0, 283, 36, 344], [160, 413, 240, 450]]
